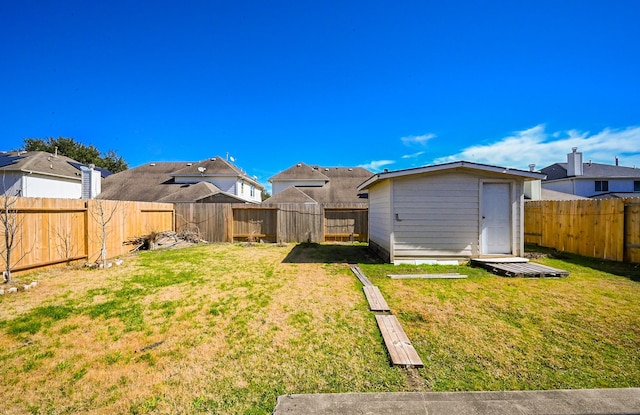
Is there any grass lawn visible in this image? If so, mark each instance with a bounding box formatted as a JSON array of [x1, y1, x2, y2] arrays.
[[1, 243, 639, 414]]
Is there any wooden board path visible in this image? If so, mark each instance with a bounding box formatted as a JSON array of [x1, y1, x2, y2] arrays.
[[350, 265, 373, 286], [375, 315, 424, 368], [362, 286, 390, 312], [472, 260, 569, 278]]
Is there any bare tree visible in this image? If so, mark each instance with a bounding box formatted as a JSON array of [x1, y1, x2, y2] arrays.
[[53, 226, 78, 264], [0, 191, 28, 283], [88, 199, 121, 268]]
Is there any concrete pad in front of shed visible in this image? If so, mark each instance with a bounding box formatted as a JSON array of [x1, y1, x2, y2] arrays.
[[473, 256, 529, 263]]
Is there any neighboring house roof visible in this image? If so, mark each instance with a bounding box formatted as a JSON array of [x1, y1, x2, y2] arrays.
[[99, 162, 187, 202], [0, 150, 105, 180], [155, 181, 245, 203], [539, 189, 588, 201], [262, 186, 318, 205], [590, 192, 640, 200], [541, 162, 640, 181], [358, 161, 545, 190], [268, 162, 331, 182], [170, 156, 263, 189], [267, 163, 372, 205], [99, 159, 258, 203]]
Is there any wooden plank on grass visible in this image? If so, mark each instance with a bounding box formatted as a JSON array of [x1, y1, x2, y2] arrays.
[[387, 273, 467, 279], [362, 286, 390, 312], [375, 314, 423, 368], [350, 265, 373, 286]]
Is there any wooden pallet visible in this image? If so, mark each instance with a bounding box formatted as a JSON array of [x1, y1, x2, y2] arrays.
[[363, 286, 390, 312], [472, 260, 569, 278], [375, 315, 423, 368]]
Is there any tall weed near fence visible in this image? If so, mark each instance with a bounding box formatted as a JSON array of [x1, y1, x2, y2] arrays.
[[0, 198, 174, 276]]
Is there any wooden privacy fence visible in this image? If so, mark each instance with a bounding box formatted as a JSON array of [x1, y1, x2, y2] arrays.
[[174, 203, 368, 243], [1, 198, 174, 275], [524, 198, 640, 263]]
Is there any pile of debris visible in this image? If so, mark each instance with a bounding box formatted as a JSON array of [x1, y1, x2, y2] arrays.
[[125, 229, 207, 252]]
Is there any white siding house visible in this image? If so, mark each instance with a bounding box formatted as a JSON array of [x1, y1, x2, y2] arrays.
[[358, 161, 545, 264], [1, 151, 103, 199]]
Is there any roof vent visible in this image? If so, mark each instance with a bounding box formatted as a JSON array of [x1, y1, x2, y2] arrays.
[[150, 163, 156, 166], [187, 162, 193, 166], [529, 164, 535, 172], [383, 168, 389, 173], [348, 168, 353, 171], [324, 168, 329, 171], [297, 163, 301, 167]]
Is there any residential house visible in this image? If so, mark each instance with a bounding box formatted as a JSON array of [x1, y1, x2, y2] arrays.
[[98, 156, 263, 203], [265, 162, 372, 207], [0, 151, 105, 199], [541, 148, 640, 199], [358, 161, 545, 264]]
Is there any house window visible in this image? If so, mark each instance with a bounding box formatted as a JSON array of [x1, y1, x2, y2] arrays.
[[250, 185, 255, 197], [595, 180, 608, 192], [241, 181, 244, 194], [634, 181, 640, 192]]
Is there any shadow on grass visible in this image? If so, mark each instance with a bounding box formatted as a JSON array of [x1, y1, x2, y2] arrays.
[[526, 244, 640, 282], [282, 243, 384, 264]]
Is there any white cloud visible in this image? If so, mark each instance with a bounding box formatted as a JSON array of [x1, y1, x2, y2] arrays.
[[402, 151, 425, 159], [433, 124, 640, 170], [401, 133, 436, 146], [358, 159, 395, 172]]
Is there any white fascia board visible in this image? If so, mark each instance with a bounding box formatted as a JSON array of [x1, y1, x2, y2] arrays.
[[18, 169, 82, 181], [358, 161, 546, 190]]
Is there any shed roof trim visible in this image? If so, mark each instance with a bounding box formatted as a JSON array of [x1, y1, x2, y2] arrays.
[[358, 161, 546, 190]]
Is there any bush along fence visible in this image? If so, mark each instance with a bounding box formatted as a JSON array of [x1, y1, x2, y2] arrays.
[[1, 198, 174, 278], [524, 198, 640, 263]]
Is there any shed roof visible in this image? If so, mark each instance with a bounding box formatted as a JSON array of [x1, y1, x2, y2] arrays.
[[358, 161, 546, 190]]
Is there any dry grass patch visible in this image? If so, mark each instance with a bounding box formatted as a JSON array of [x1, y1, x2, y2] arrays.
[[1, 243, 404, 415]]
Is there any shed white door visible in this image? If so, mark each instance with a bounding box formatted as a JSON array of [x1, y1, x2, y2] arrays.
[[481, 183, 511, 254]]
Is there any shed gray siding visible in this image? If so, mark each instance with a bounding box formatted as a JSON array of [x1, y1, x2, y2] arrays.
[[392, 172, 481, 260], [368, 179, 392, 261], [368, 171, 526, 263]]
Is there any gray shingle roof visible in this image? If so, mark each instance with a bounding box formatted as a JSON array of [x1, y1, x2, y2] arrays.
[[542, 162, 640, 180], [268, 162, 330, 182], [171, 156, 263, 188], [0, 151, 85, 180], [262, 186, 318, 204], [99, 158, 261, 203], [269, 163, 372, 205], [98, 162, 195, 202]]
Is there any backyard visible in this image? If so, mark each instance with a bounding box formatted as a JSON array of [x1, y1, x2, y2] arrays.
[[1, 242, 639, 414]]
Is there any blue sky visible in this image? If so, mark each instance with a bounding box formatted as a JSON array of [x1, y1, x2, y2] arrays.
[[2, 0, 639, 190]]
